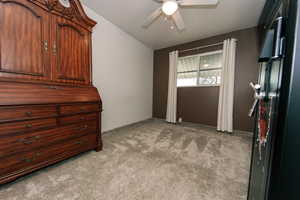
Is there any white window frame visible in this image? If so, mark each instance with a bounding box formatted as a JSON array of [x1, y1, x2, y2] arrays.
[[177, 50, 223, 88]]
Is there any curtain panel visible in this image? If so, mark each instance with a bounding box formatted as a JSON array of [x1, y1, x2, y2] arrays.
[[217, 38, 237, 132], [166, 51, 178, 123]]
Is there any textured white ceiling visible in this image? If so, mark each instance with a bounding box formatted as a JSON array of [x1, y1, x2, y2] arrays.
[[84, 0, 266, 49]]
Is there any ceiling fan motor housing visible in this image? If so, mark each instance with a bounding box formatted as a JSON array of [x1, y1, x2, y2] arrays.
[[144, 0, 219, 31], [162, 0, 179, 15]]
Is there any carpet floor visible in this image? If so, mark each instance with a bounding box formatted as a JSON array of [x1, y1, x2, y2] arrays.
[[0, 119, 252, 200]]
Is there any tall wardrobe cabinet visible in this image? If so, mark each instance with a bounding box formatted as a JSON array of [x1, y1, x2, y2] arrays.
[[0, 0, 102, 184]]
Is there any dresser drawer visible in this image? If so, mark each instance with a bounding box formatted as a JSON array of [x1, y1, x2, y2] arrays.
[[0, 118, 57, 136], [0, 106, 57, 122], [60, 103, 100, 115], [0, 120, 97, 158], [60, 113, 98, 125], [0, 134, 97, 176]]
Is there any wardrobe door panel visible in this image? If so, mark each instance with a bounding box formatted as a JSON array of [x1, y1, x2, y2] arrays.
[[52, 16, 91, 85], [0, 0, 50, 80]]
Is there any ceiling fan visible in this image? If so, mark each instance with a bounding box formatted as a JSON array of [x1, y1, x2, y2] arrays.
[[143, 0, 219, 31]]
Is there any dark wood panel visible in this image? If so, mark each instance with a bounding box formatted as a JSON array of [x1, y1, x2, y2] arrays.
[[0, 0, 50, 80], [0, 139, 96, 184], [0, 120, 97, 158], [0, 118, 56, 136], [95, 112, 102, 152], [0, 133, 97, 176], [0, 0, 102, 185], [0, 82, 101, 106], [0, 135, 96, 184], [51, 15, 90, 85], [60, 112, 98, 125], [0, 0, 95, 86], [0, 105, 57, 123], [60, 103, 100, 115]]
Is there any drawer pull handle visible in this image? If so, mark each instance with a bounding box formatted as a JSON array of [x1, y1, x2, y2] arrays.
[[53, 43, 57, 55], [19, 139, 33, 145], [47, 85, 59, 90], [18, 136, 40, 145], [43, 85, 61, 90], [75, 140, 85, 145], [20, 153, 41, 163], [25, 124, 33, 128], [25, 111, 32, 117], [21, 158, 33, 163], [78, 125, 88, 131], [34, 136, 41, 140], [43, 41, 48, 51]]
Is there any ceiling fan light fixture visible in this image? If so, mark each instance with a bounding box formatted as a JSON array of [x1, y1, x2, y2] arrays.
[[162, 1, 178, 15]]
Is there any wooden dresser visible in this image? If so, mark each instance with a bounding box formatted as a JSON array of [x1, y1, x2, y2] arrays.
[[0, 0, 102, 184]]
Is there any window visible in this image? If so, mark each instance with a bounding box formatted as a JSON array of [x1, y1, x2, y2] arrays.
[[177, 50, 223, 87]]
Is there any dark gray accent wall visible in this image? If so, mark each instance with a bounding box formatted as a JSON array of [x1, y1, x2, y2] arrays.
[[153, 27, 260, 132]]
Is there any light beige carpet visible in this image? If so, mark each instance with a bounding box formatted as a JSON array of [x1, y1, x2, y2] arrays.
[[0, 119, 252, 200]]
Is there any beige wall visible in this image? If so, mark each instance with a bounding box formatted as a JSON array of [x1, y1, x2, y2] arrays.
[[84, 6, 154, 132]]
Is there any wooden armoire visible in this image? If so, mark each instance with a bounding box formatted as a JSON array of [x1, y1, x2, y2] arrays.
[[0, 0, 102, 184]]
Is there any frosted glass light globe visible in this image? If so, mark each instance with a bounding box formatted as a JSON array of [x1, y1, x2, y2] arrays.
[[162, 1, 178, 15]]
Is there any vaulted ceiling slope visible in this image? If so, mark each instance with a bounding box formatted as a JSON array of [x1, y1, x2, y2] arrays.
[[84, 0, 266, 49]]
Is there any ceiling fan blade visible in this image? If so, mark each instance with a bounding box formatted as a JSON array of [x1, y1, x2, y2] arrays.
[[152, 0, 164, 3], [142, 7, 162, 28], [172, 10, 185, 31], [179, 0, 218, 6]]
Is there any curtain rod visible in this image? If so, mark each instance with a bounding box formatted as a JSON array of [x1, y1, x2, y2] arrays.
[[179, 42, 224, 53]]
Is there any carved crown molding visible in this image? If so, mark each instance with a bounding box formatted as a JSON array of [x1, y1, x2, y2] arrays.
[[45, 0, 75, 18], [28, 0, 97, 28]]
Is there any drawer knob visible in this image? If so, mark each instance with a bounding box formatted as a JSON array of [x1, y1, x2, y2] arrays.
[[21, 158, 33, 163], [75, 140, 85, 145], [78, 125, 88, 131], [34, 136, 41, 140], [20, 139, 33, 145], [46, 85, 60, 90], [25, 124, 33, 128], [25, 111, 32, 117], [18, 135, 40, 145], [20, 153, 41, 163]]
